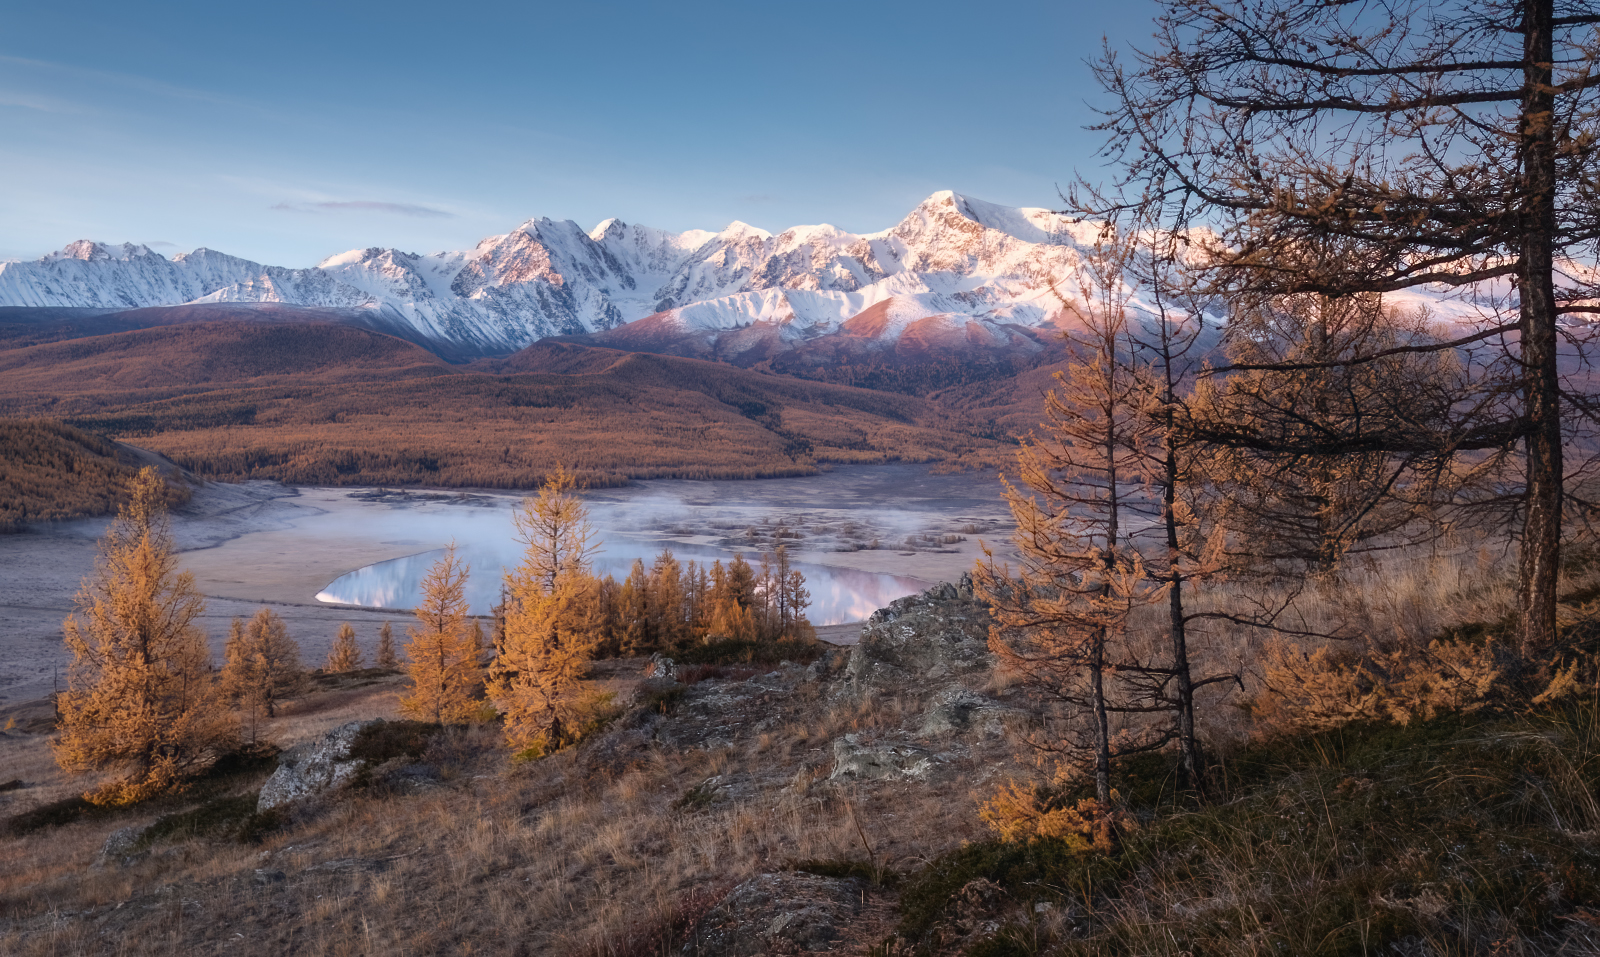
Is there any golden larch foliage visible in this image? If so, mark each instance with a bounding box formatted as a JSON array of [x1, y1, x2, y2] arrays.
[[1251, 637, 1503, 736], [326, 621, 362, 672], [53, 466, 235, 805], [399, 546, 479, 725], [220, 608, 306, 744], [492, 468, 600, 755], [375, 621, 398, 669]]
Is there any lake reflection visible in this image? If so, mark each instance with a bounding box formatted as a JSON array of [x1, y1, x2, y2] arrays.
[[316, 537, 930, 625]]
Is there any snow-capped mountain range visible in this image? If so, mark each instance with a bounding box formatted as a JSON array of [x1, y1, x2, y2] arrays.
[[0, 192, 1119, 359]]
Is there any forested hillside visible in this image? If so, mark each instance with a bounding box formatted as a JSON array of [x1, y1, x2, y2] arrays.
[[0, 419, 186, 531], [0, 324, 1008, 488]]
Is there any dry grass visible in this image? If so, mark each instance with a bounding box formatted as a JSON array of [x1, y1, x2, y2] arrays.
[[6, 540, 1567, 956], [0, 652, 1011, 956]]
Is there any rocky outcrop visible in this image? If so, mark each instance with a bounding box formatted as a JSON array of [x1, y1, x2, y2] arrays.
[[689, 872, 866, 955], [256, 720, 379, 812], [828, 734, 940, 782], [95, 825, 146, 869], [820, 577, 1024, 784], [646, 653, 677, 681], [844, 574, 992, 692], [919, 688, 1026, 738]]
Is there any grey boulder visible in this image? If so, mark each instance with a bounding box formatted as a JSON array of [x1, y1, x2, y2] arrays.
[[256, 720, 379, 812]]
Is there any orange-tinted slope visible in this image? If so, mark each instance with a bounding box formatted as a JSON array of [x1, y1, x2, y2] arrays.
[[0, 325, 1007, 488]]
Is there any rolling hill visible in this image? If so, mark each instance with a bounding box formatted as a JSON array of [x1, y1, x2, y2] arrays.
[[0, 322, 1008, 489]]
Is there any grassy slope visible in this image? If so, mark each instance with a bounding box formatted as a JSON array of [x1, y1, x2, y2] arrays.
[[896, 706, 1600, 956], [5, 658, 1598, 955]]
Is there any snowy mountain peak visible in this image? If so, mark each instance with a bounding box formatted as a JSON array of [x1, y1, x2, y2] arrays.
[[45, 240, 161, 263], [717, 221, 773, 242], [0, 192, 1187, 355], [589, 218, 626, 242]]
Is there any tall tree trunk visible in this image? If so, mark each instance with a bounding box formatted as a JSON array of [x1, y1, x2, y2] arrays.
[[1519, 0, 1563, 657], [1088, 624, 1114, 853], [1095, 357, 1119, 844], [1164, 441, 1199, 796]]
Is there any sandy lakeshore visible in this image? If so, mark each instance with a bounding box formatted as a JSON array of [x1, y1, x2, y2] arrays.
[[0, 465, 1015, 709]]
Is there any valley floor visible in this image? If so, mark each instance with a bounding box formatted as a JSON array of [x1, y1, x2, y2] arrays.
[[0, 465, 1015, 709]]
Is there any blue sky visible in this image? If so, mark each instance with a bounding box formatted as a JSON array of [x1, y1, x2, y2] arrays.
[[0, 1, 1159, 266]]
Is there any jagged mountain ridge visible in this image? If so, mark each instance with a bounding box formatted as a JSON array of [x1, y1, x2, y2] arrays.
[[0, 192, 1115, 359]]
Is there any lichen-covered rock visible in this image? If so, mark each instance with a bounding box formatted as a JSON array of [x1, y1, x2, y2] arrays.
[[919, 688, 1025, 738], [828, 733, 939, 782], [257, 720, 379, 812], [95, 825, 146, 868], [688, 872, 866, 955], [844, 574, 991, 692]]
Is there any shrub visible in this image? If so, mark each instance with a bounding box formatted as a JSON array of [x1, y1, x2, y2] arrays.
[[347, 720, 439, 766], [977, 780, 1100, 850], [134, 793, 261, 849], [1250, 636, 1503, 736]]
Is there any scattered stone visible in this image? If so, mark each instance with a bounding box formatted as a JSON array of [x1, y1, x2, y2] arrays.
[[257, 719, 381, 812], [934, 877, 1012, 945], [577, 717, 659, 778], [95, 825, 147, 869], [689, 872, 866, 956], [828, 734, 939, 782], [647, 653, 677, 680], [919, 688, 1025, 738]]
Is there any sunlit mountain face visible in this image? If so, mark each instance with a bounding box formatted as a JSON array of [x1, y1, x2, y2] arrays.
[[0, 192, 1160, 360]]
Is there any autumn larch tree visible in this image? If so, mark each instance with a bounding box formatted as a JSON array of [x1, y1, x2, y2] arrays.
[[325, 621, 362, 673], [491, 468, 602, 754], [648, 549, 688, 651], [706, 554, 759, 641], [222, 608, 307, 744], [1119, 223, 1237, 794], [375, 621, 399, 669], [400, 546, 480, 725], [975, 235, 1167, 834], [54, 466, 235, 805], [512, 464, 598, 593], [468, 619, 489, 671], [1088, 0, 1600, 654]]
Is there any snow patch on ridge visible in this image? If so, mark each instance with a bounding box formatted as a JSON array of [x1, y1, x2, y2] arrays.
[[0, 191, 1483, 356]]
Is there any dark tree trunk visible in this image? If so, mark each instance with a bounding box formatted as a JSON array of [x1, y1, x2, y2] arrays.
[[1518, 0, 1563, 657], [1164, 442, 1200, 796]]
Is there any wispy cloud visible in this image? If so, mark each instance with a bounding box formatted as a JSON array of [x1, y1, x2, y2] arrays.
[[144, 240, 178, 248], [271, 200, 455, 218], [0, 89, 87, 114], [0, 54, 247, 110]]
